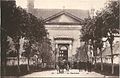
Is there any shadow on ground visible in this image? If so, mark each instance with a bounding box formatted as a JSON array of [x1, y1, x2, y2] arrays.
[[93, 63, 119, 76]]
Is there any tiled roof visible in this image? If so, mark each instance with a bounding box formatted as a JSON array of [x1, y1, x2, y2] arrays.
[[32, 9, 89, 20]]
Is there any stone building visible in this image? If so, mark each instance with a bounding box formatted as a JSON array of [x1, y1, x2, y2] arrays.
[[27, 0, 90, 62]]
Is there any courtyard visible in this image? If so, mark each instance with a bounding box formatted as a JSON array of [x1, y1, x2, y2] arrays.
[[21, 69, 117, 77], [1, 0, 119, 77]]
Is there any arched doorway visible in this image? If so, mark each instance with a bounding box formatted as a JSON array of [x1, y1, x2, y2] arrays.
[[58, 44, 68, 60]]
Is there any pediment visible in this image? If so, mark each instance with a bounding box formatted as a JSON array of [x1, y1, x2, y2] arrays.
[[44, 11, 83, 24], [46, 14, 80, 23]]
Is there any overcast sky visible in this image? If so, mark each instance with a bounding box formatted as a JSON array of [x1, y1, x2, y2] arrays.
[[16, 0, 107, 10]]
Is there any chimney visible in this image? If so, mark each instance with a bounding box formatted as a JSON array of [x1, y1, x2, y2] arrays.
[[89, 8, 95, 19], [27, 0, 34, 14]]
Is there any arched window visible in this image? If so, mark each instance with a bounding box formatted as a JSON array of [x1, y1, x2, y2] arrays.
[[60, 46, 67, 50]]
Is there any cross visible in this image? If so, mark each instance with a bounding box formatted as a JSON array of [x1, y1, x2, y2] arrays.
[[62, 6, 65, 10]]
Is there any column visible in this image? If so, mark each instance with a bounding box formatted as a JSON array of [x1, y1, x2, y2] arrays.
[[68, 43, 72, 62], [55, 43, 59, 62]]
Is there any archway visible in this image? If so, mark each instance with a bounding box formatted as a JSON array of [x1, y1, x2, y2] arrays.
[[58, 44, 68, 60]]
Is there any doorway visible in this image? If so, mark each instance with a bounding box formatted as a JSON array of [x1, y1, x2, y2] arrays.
[[58, 44, 68, 60]]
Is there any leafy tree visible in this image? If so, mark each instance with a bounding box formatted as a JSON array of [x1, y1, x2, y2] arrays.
[[81, 17, 99, 67], [76, 45, 88, 62], [81, 0, 119, 74], [2, 1, 47, 74], [1, 29, 9, 76], [100, 1, 119, 74], [40, 37, 53, 65], [1, 1, 22, 75]]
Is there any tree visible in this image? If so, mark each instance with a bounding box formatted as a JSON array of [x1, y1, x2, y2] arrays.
[[76, 44, 88, 62], [2, 1, 47, 74], [1, 1, 22, 75], [100, 1, 119, 74], [1, 29, 9, 76], [81, 0, 119, 74], [81, 17, 99, 68], [40, 37, 53, 66]]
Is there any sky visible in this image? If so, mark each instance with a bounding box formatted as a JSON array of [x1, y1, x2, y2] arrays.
[[16, 0, 107, 10]]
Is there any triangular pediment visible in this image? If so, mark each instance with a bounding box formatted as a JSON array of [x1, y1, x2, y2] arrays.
[[44, 11, 83, 24], [46, 14, 80, 23]]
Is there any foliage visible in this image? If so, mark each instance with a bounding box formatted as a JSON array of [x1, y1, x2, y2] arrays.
[[1, 1, 54, 72], [76, 44, 88, 62], [81, 0, 119, 47], [6, 36, 17, 57], [80, 0, 119, 73], [2, 1, 46, 41], [40, 38, 53, 63], [98, 1, 119, 37], [2, 1, 47, 57]]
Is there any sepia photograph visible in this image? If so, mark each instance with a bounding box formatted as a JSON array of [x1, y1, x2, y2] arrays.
[[1, 0, 120, 77]]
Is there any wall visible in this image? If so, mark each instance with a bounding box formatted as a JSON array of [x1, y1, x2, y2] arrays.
[[45, 24, 82, 60]]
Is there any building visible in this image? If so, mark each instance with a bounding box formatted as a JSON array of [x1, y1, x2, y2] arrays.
[[27, 0, 90, 62], [96, 36, 120, 64]]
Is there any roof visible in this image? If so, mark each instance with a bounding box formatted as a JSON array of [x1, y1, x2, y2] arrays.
[[102, 41, 120, 57], [32, 9, 89, 20], [44, 11, 83, 22], [2, 0, 15, 1]]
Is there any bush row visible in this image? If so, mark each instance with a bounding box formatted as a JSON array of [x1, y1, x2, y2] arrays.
[[95, 63, 119, 76]]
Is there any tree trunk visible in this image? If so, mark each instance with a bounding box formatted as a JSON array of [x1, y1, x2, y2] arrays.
[[108, 33, 114, 74], [94, 54, 97, 69], [2, 37, 7, 76], [94, 47, 97, 69], [55, 53, 56, 68], [3, 58, 6, 76], [41, 58, 44, 68], [27, 41, 32, 72], [85, 41, 89, 61], [92, 40, 97, 69], [37, 58, 39, 69], [100, 48, 103, 71], [2, 50, 7, 76], [54, 48, 57, 69], [17, 51, 20, 73], [110, 43, 114, 74], [16, 41, 20, 74], [27, 57, 30, 72]]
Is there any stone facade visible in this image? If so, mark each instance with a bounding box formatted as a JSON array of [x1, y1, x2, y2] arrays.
[[27, 0, 89, 62], [44, 11, 83, 62], [46, 24, 81, 62]]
